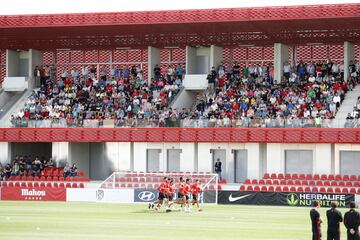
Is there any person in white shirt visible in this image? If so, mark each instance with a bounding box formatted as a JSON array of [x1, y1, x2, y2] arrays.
[[82, 65, 88, 82], [331, 62, 339, 77], [333, 93, 341, 108], [283, 62, 291, 80], [308, 74, 316, 83]]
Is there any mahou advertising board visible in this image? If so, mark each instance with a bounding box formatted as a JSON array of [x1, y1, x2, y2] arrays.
[[1, 187, 66, 201]]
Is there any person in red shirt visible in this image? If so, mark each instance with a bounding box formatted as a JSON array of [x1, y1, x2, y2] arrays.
[[183, 178, 192, 212], [174, 177, 186, 207], [165, 178, 175, 212], [150, 177, 169, 211], [191, 179, 203, 212]]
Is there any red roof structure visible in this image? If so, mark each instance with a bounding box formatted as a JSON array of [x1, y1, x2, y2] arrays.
[[0, 3, 359, 50]]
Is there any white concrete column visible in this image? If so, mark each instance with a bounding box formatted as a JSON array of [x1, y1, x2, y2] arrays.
[[210, 45, 223, 70], [0, 142, 11, 166], [6, 49, 20, 77], [344, 41, 354, 82], [273, 43, 289, 84], [147, 46, 161, 84], [185, 46, 197, 75], [52, 142, 69, 167]]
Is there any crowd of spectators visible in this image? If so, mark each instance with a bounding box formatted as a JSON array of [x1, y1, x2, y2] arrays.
[[11, 64, 184, 127], [184, 59, 359, 128], [0, 155, 55, 181], [9, 59, 360, 128]]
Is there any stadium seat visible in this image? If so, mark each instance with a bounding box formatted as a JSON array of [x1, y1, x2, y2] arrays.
[[40, 176, 46, 181], [84, 177, 90, 182], [20, 182, 27, 187], [34, 182, 39, 187], [59, 177, 64, 181], [21, 176, 27, 181], [275, 186, 282, 192], [53, 176, 59, 181], [72, 183, 78, 188], [120, 184, 126, 188], [301, 180, 308, 186], [218, 185, 222, 191], [53, 182, 59, 188], [357, 189, 360, 195], [285, 174, 291, 180], [133, 184, 139, 188], [146, 184, 153, 189], [280, 180, 286, 185], [27, 176, 33, 181], [287, 180, 294, 185], [140, 183, 146, 189], [268, 186, 274, 192], [254, 186, 260, 192], [79, 183, 84, 188], [316, 181, 323, 186], [65, 183, 71, 188], [270, 173, 277, 179], [331, 181, 337, 187], [350, 188, 357, 194], [46, 182, 52, 188], [342, 188, 349, 194], [259, 179, 265, 185], [34, 176, 39, 181], [78, 170, 84, 177], [343, 175, 350, 181], [327, 175, 335, 181], [46, 176, 52, 181], [346, 182, 353, 187], [59, 183, 65, 188], [9, 176, 15, 181], [15, 176, 21, 181], [40, 182, 46, 187], [313, 174, 320, 180], [309, 180, 315, 186], [282, 186, 289, 192], [335, 188, 341, 193], [297, 187, 304, 192], [278, 173, 285, 179], [132, 178, 139, 183], [14, 182, 20, 187], [251, 179, 258, 185], [335, 175, 342, 181], [291, 174, 298, 180], [299, 174, 305, 180], [357, 176, 360, 182], [312, 187, 318, 193], [246, 186, 253, 191], [327, 188, 334, 193], [127, 183, 133, 188], [261, 186, 267, 192], [294, 180, 301, 186], [65, 177, 70, 182], [305, 174, 313, 180], [354, 182, 360, 187], [8, 182, 14, 187], [319, 187, 326, 193], [239, 185, 246, 191], [350, 175, 357, 181], [304, 187, 311, 192], [290, 187, 296, 192], [273, 180, 279, 185], [338, 182, 345, 187], [265, 179, 272, 185], [320, 174, 327, 180], [323, 181, 330, 186], [263, 173, 270, 179]]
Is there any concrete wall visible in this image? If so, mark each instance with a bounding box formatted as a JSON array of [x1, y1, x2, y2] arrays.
[[52, 142, 69, 167], [185, 46, 197, 74], [6, 50, 20, 77], [69, 142, 90, 177], [147, 46, 160, 84], [171, 89, 200, 110], [11, 142, 52, 161], [210, 45, 223, 69], [0, 142, 11, 166]]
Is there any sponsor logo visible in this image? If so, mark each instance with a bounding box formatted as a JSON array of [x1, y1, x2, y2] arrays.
[[228, 194, 252, 202], [287, 193, 299, 206], [138, 191, 155, 201], [96, 190, 104, 201], [21, 189, 46, 197]]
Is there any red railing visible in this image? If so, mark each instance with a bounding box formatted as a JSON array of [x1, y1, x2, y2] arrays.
[[0, 128, 359, 143], [0, 4, 359, 28]]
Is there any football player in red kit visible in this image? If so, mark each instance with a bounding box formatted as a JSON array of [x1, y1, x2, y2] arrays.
[[183, 178, 192, 212], [191, 179, 203, 211]]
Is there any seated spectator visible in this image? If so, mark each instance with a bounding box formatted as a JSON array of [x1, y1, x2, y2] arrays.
[[70, 164, 78, 177], [64, 163, 71, 178], [47, 158, 55, 168]]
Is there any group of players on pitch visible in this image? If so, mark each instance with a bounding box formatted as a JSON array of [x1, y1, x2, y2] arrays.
[[148, 176, 203, 212]]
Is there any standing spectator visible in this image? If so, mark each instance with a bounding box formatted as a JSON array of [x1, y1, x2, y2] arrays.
[[283, 61, 291, 81], [82, 65, 89, 82], [344, 201, 360, 240], [310, 200, 323, 240], [90, 65, 97, 79], [326, 201, 343, 240], [34, 66, 41, 87], [175, 64, 184, 80], [154, 64, 161, 81], [214, 158, 222, 180], [51, 64, 56, 83], [71, 67, 79, 83], [61, 68, 68, 81], [47, 158, 55, 168], [4, 164, 11, 179]]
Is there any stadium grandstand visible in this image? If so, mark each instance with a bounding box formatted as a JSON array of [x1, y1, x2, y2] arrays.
[[1, 1, 360, 239]]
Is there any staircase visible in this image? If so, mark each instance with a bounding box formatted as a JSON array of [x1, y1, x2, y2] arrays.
[[332, 85, 360, 127]]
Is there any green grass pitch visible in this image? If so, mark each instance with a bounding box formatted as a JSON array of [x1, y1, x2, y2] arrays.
[[0, 201, 350, 240]]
